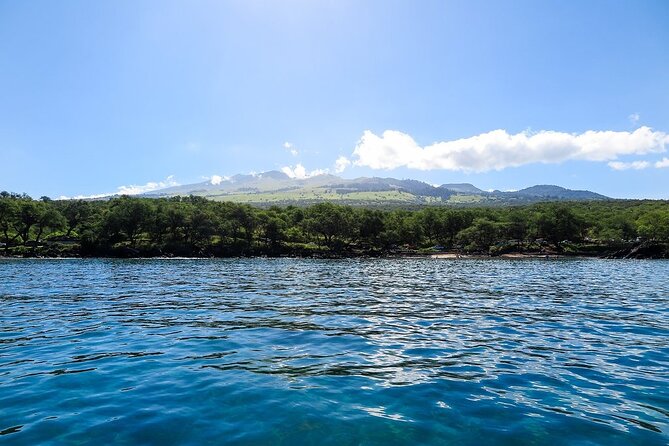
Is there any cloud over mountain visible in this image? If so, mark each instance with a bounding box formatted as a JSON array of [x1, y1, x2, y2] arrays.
[[281, 164, 328, 179], [58, 176, 179, 200]]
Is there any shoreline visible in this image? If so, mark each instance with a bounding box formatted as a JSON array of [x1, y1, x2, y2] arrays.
[[1, 252, 664, 260], [3, 240, 667, 260], [430, 253, 572, 259]]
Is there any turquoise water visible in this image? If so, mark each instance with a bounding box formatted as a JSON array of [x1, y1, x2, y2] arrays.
[[0, 259, 668, 445]]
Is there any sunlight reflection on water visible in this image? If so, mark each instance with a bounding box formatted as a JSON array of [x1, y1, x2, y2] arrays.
[[0, 258, 668, 445]]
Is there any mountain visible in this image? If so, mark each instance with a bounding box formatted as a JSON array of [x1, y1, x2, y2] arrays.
[[513, 185, 608, 200], [144, 171, 610, 207], [440, 183, 483, 194]]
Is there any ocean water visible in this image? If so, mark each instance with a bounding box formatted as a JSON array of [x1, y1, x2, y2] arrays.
[[0, 258, 668, 445]]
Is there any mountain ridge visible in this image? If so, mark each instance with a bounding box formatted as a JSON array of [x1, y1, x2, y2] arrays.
[[141, 171, 609, 207]]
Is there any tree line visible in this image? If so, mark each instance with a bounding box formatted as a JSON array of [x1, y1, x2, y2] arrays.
[[1, 191, 668, 257]]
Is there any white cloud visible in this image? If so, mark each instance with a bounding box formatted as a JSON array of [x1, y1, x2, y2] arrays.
[[283, 141, 298, 156], [281, 164, 305, 178], [656, 158, 669, 168], [115, 175, 179, 195], [58, 192, 110, 200], [608, 157, 669, 170], [209, 174, 230, 185], [629, 113, 640, 125], [281, 164, 328, 179], [309, 168, 329, 176], [334, 156, 351, 173], [351, 127, 669, 172], [608, 160, 650, 171], [59, 176, 179, 200]]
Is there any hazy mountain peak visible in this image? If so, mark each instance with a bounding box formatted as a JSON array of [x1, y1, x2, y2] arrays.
[[440, 183, 483, 194], [258, 170, 290, 180], [516, 185, 608, 200]]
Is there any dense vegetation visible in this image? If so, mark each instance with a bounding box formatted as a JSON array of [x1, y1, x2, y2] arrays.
[[1, 191, 668, 258]]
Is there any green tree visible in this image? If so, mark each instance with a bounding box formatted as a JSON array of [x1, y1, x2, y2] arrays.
[[258, 210, 287, 250], [419, 208, 443, 245], [165, 202, 191, 243], [456, 218, 500, 252], [304, 203, 355, 249], [637, 210, 669, 241], [104, 197, 152, 247], [34, 203, 65, 243], [380, 210, 422, 248], [0, 197, 19, 255], [503, 209, 529, 247], [358, 209, 385, 246], [441, 210, 473, 247], [60, 200, 92, 237], [532, 205, 585, 251], [186, 208, 217, 251], [16, 199, 40, 244]]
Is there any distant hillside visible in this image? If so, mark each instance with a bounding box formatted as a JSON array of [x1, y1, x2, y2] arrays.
[[513, 185, 608, 200], [440, 183, 483, 194], [142, 171, 610, 207]]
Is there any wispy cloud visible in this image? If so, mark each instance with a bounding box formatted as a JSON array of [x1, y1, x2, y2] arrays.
[[608, 160, 651, 171], [59, 176, 179, 200], [656, 158, 669, 168], [283, 141, 298, 157], [116, 176, 179, 195], [628, 112, 640, 125], [608, 157, 669, 170], [351, 127, 669, 172]]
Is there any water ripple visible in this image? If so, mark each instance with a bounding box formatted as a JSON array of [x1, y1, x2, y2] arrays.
[[0, 258, 668, 445]]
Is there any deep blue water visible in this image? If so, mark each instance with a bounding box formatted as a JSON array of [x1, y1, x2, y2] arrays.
[[0, 258, 668, 445]]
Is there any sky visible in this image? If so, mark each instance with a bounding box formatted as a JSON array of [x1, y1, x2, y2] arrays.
[[1, 0, 668, 199]]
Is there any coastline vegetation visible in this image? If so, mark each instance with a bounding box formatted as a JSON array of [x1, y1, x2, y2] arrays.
[[1, 191, 668, 258]]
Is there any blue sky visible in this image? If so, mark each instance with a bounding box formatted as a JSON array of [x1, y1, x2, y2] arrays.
[[1, 0, 668, 199]]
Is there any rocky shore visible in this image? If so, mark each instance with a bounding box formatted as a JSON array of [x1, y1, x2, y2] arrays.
[[2, 241, 668, 260]]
